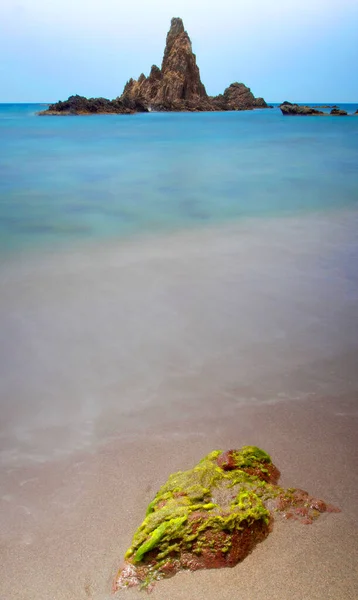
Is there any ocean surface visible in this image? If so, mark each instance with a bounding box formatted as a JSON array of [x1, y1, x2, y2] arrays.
[[1, 103, 358, 254], [0, 103, 358, 464], [1, 103, 358, 600]]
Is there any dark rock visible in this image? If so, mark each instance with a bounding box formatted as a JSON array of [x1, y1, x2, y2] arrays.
[[279, 102, 353, 117], [330, 108, 348, 116], [38, 94, 148, 116], [114, 446, 340, 591], [281, 103, 340, 110], [280, 103, 325, 116]]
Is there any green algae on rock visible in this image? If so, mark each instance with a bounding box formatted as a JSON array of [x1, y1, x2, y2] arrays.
[[114, 446, 340, 591]]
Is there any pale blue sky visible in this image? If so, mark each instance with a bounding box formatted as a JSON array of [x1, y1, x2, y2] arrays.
[[1, 0, 358, 103]]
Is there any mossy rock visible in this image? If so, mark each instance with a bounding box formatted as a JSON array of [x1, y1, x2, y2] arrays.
[[115, 446, 340, 591]]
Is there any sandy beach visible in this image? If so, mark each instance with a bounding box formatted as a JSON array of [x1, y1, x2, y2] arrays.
[[1, 394, 358, 600], [1, 210, 358, 599]]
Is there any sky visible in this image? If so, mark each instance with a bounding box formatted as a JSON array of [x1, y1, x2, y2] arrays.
[[1, 0, 358, 103]]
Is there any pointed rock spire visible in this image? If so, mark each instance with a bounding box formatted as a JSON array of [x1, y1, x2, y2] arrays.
[[40, 16, 269, 115], [120, 17, 267, 112]]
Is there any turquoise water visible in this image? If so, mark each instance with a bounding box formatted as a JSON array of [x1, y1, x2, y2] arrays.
[[1, 103, 358, 253], [1, 102, 358, 593]]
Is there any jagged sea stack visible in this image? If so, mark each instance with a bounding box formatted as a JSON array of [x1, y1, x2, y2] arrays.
[[121, 17, 268, 112], [121, 17, 211, 111], [39, 17, 269, 115]]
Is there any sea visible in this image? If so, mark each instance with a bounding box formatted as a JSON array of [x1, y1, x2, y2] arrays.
[[1, 103, 358, 254], [1, 101, 358, 457], [1, 101, 358, 454], [1, 102, 358, 599], [0, 102, 358, 449]]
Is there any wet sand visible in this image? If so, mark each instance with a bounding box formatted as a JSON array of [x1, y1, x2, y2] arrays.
[[1, 210, 358, 599], [1, 394, 358, 600]]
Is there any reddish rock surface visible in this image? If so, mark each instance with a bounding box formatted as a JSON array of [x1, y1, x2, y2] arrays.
[[272, 487, 340, 525], [114, 447, 340, 592]]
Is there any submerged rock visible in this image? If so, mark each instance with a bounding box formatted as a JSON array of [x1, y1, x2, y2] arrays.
[[114, 446, 340, 591]]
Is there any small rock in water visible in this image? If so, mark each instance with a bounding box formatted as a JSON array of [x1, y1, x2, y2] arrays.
[[114, 446, 340, 591], [330, 108, 348, 116], [280, 103, 325, 116]]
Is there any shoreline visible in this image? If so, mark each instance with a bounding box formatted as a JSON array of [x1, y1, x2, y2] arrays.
[[1, 393, 357, 599], [2, 202, 358, 268], [1, 207, 358, 462], [1, 208, 358, 598]]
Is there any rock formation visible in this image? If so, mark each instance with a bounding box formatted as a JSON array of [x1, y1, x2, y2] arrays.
[[114, 446, 340, 592], [38, 94, 149, 116], [211, 82, 268, 111], [280, 103, 325, 116], [121, 18, 267, 112], [40, 18, 268, 115], [121, 18, 210, 111], [280, 103, 354, 116], [330, 108, 348, 116]]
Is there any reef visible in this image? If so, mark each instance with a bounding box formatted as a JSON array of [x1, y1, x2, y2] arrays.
[[114, 446, 340, 592], [39, 18, 268, 115]]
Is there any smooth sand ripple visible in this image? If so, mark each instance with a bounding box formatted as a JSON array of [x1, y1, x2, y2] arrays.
[[1, 210, 358, 599]]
